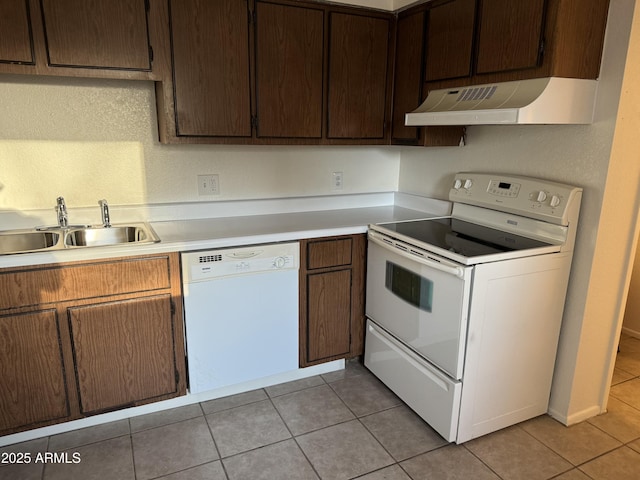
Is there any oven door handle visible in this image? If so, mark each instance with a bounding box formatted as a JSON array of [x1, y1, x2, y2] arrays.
[[368, 233, 466, 279]]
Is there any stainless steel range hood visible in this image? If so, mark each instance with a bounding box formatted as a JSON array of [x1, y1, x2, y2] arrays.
[[405, 77, 598, 126]]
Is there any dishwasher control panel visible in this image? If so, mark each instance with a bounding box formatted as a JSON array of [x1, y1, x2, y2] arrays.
[[182, 242, 299, 283]]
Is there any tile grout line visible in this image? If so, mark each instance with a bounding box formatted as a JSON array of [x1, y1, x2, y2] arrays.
[[268, 367, 405, 479], [514, 418, 640, 479], [460, 442, 510, 480], [128, 435, 137, 480], [323, 367, 411, 478], [40, 435, 51, 480], [12, 355, 640, 480], [200, 394, 235, 480], [127, 417, 136, 480], [268, 394, 324, 480]]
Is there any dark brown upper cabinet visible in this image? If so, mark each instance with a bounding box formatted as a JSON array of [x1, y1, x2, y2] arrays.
[[424, 0, 476, 82], [423, 0, 545, 82], [540, 0, 610, 80], [327, 12, 391, 140], [475, 0, 546, 75], [391, 10, 426, 144], [419, 0, 609, 91], [40, 0, 151, 70], [169, 0, 252, 137], [159, 0, 394, 145], [1, 0, 608, 147], [255, 1, 324, 139], [0, 0, 34, 65], [0, 0, 166, 79], [390, 5, 465, 147]]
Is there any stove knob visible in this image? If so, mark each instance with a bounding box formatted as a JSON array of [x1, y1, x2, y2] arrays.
[[453, 179, 463, 190], [274, 256, 287, 269], [550, 195, 561, 207], [463, 179, 473, 190], [536, 190, 547, 203]]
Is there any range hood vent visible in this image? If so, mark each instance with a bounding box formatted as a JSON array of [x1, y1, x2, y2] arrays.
[[405, 77, 598, 126]]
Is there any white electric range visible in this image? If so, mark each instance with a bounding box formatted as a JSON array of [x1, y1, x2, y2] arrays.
[[364, 172, 582, 443]]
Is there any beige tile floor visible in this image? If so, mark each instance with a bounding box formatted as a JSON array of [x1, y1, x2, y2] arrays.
[[3, 336, 640, 480]]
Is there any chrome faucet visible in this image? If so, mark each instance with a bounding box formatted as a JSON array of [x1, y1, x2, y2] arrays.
[[56, 197, 68, 228], [99, 199, 111, 227]]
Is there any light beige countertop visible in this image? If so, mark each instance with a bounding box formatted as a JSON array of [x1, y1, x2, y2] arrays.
[[0, 193, 450, 268]]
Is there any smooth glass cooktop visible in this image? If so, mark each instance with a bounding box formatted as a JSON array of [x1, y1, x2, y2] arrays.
[[377, 217, 554, 258]]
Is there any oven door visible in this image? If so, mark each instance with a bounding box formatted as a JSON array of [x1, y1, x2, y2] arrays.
[[366, 232, 473, 379]]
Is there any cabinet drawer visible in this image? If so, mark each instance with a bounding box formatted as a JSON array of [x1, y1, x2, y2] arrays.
[[0, 256, 171, 310], [306, 238, 353, 270]]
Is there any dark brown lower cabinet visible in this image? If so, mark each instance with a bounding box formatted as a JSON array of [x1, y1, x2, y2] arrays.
[[306, 269, 352, 361], [299, 234, 366, 367], [0, 253, 186, 436], [69, 295, 179, 414], [0, 310, 69, 431]]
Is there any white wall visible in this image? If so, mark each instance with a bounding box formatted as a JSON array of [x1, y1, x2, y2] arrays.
[[398, 0, 638, 423], [0, 74, 400, 215]]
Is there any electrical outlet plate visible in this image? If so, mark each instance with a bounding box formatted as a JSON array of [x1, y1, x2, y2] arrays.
[[197, 174, 220, 196], [332, 171, 343, 190]]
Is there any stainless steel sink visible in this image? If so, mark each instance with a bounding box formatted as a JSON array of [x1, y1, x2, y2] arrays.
[[64, 224, 160, 247], [0, 223, 160, 255], [0, 231, 61, 255]]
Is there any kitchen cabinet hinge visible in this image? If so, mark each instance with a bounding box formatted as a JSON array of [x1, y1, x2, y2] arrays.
[[248, 9, 257, 24], [251, 116, 258, 130], [170, 300, 176, 316], [149, 45, 154, 63], [175, 369, 180, 385]]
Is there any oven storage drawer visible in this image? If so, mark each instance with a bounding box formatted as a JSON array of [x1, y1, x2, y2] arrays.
[[364, 320, 461, 442]]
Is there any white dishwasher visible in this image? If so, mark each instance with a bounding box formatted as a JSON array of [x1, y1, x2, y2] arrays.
[[181, 242, 299, 394]]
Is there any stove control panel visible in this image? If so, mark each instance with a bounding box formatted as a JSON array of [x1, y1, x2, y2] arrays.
[[450, 172, 582, 226]]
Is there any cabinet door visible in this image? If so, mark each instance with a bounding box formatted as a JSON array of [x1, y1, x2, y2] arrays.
[[40, 0, 151, 69], [307, 269, 352, 363], [327, 12, 390, 139], [0, 0, 34, 64], [255, 1, 324, 138], [424, 0, 476, 82], [0, 310, 69, 433], [475, 0, 546, 74], [391, 10, 425, 144], [170, 0, 252, 137], [69, 295, 178, 414], [300, 235, 366, 366]]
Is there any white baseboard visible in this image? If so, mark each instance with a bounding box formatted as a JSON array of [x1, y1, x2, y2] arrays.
[[547, 404, 604, 426], [621, 326, 640, 339]]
